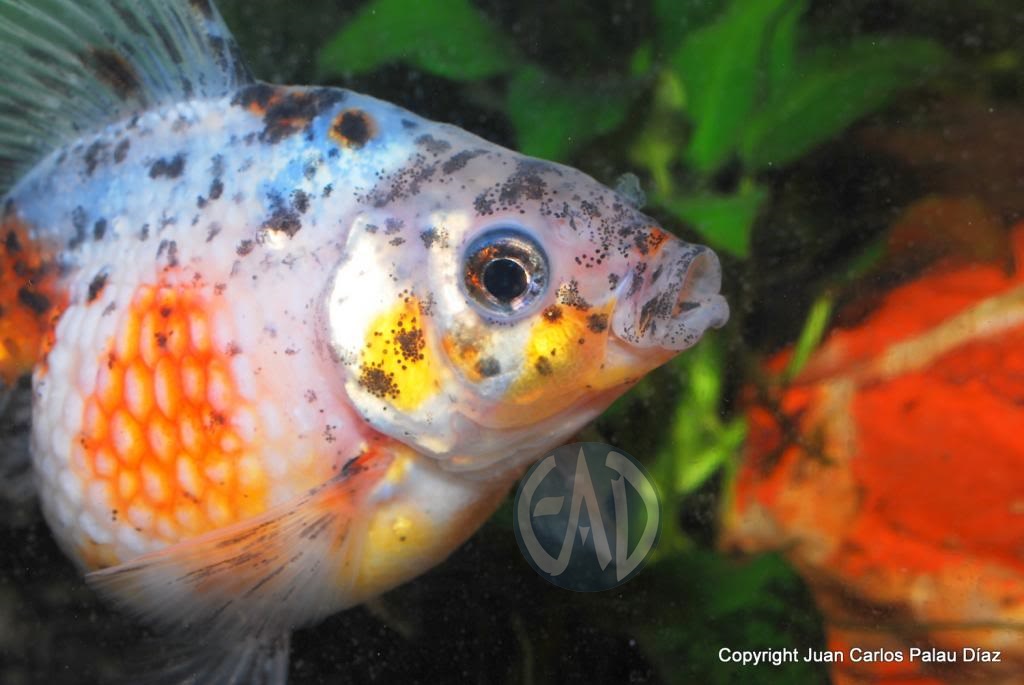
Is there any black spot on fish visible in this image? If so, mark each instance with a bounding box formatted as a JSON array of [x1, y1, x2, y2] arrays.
[[331, 109, 374, 148], [149, 154, 186, 179], [535, 356, 553, 376], [499, 164, 547, 205], [87, 271, 108, 303], [113, 139, 130, 163], [163, 240, 179, 268], [206, 223, 221, 242], [475, 357, 501, 378], [84, 48, 141, 100], [419, 227, 449, 249], [586, 313, 609, 333], [415, 134, 451, 155], [542, 305, 562, 322], [4, 230, 21, 253], [261, 192, 302, 238], [83, 141, 108, 176], [208, 178, 224, 201], [139, 224, 150, 241], [69, 207, 88, 250], [258, 87, 346, 144], [473, 194, 494, 216], [17, 287, 50, 315], [363, 153, 437, 207], [232, 82, 276, 110], [557, 280, 591, 310], [292, 189, 309, 214], [358, 365, 399, 400], [442, 149, 485, 174], [401, 119, 418, 130], [92, 219, 107, 241], [236, 239, 255, 256]]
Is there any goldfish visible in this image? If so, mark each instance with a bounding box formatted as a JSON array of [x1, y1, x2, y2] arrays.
[[0, 0, 728, 681]]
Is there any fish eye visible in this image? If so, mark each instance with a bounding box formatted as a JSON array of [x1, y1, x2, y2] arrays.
[[463, 227, 548, 316]]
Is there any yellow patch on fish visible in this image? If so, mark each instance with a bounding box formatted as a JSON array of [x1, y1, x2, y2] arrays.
[[509, 302, 613, 403], [357, 296, 443, 411], [352, 452, 508, 597]]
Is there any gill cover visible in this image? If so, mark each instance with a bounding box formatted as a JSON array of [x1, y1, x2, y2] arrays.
[[324, 209, 465, 458]]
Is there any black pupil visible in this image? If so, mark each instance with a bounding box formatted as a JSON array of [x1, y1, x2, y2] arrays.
[[482, 258, 528, 302]]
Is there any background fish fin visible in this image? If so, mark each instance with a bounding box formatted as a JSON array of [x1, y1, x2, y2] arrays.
[[119, 631, 290, 685], [87, 449, 392, 637], [0, 0, 253, 194]]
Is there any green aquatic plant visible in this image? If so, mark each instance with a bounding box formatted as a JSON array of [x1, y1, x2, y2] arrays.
[[319, 0, 945, 259]]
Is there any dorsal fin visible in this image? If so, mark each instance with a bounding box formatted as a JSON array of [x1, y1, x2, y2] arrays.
[[0, 0, 253, 194]]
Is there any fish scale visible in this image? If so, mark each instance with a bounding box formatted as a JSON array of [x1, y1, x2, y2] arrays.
[[0, 1, 728, 682]]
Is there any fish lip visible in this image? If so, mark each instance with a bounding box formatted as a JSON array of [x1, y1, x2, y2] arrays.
[[611, 242, 729, 352]]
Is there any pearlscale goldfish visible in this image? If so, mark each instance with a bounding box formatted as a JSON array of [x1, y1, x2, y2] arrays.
[[0, 1, 728, 681]]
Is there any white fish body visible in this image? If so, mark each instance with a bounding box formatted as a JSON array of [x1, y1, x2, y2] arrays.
[[0, 0, 728, 681]]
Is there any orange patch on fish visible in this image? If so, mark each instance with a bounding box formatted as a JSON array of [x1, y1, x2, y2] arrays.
[[0, 213, 65, 384], [76, 282, 266, 566], [643, 226, 669, 255]]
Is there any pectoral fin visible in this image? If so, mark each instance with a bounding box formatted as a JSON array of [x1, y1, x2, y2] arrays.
[[88, 448, 392, 637]]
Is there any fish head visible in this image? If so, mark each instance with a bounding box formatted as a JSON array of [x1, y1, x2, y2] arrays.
[[323, 123, 728, 476]]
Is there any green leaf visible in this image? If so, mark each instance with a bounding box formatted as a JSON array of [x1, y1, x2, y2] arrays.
[[671, 0, 790, 173], [660, 184, 768, 258], [783, 294, 833, 381], [505, 67, 633, 161], [318, 0, 519, 81], [741, 37, 948, 169], [615, 551, 828, 685], [765, 0, 808, 97], [677, 419, 746, 494], [628, 71, 688, 195], [652, 0, 726, 53]]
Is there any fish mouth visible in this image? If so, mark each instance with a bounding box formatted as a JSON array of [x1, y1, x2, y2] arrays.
[[610, 241, 729, 352]]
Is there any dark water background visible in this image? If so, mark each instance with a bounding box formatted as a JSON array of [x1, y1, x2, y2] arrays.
[[5, 0, 1024, 683]]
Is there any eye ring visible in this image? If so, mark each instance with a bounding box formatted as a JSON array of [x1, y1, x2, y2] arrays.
[[462, 227, 549, 317]]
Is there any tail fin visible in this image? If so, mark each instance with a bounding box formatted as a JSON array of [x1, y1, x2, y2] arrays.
[[0, 0, 253, 194]]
